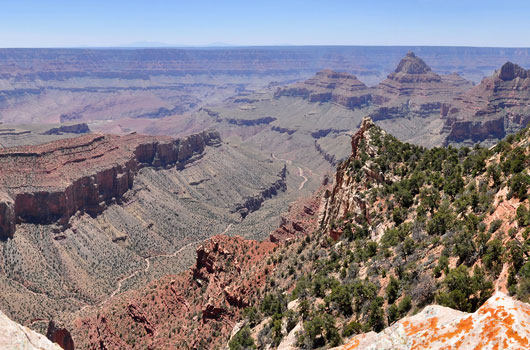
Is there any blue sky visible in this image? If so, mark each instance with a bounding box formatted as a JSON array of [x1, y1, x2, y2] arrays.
[[0, 0, 529, 48]]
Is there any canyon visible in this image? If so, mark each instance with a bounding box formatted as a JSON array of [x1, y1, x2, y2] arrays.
[[1, 46, 530, 349], [0, 127, 310, 335]]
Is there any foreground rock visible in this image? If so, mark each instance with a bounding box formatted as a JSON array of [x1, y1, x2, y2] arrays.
[[334, 292, 530, 350], [0, 310, 62, 350]]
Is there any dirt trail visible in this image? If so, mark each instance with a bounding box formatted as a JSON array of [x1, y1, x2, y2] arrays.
[[272, 153, 310, 190], [298, 167, 308, 190], [106, 223, 233, 302]]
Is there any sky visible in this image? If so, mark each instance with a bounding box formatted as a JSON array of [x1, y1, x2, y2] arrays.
[[0, 0, 529, 48]]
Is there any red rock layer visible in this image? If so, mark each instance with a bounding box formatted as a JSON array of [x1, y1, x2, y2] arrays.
[[269, 185, 326, 242], [0, 130, 221, 238], [73, 235, 277, 350], [274, 69, 372, 109], [442, 62, 530, 143]]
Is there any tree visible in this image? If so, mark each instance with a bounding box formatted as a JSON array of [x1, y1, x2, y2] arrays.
[[509, 173, 530, 199], [330, 284, 353, 316], [229, 326, 256, 350], [483, 239, 504, 277], [367, 297, 385, 332], [437, 265, 493, 312], [517, 205, 530, 227], [427, 202, 454, 236], [386, 276, 400, 304]]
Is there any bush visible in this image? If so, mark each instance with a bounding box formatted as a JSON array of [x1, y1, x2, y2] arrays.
[[342, 321, 363, 337], [229, 326, 256, 350], [437, 265, 493, 312], [509, 173, 530, 199], [427, 202, 454, 236], [386, 276, 400, 304], [483, 239, 504, 277], [330, 284, 353, 316], [367, 297, 385, 332], [517, 205, 530, 227]]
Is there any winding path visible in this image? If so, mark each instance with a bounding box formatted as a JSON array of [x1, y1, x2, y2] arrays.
[[298, 167, 308, 190], [271, 153, 311, 190], [106, 223, 233, 302]]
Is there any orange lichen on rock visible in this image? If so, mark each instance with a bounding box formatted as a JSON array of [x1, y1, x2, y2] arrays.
[[333, 292, 530, 350]]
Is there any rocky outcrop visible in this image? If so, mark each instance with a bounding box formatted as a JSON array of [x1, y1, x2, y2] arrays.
[[321, 117, 385, 231], [47, 321, 74, 350], [370, 52, 472, 120], [334, 292, 530, 350], [443, 62, 530, 144], [270, 187, 325, 242], [226, 116, 276, 126], [271, 126, 296, 135], [275, 69, 372, 110], [42, 123, 90, 135], [314, 140, 338, 166], [0, 310, 63, 350], [0, 130, 221, 238], [231, 166, 287, 219], [73, 235, 276, 350]]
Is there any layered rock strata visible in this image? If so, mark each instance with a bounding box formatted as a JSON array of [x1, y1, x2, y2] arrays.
[[443, 62, 530, 144], [0, 130, 221, 238], [274, 69, 372, 110], [370, 52, 472, 120]]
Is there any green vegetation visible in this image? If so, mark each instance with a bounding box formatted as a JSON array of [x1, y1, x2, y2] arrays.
[[238, 123, 530, 349]]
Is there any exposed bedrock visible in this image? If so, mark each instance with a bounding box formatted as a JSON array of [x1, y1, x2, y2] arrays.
[[443, 61, 530, 144], [274, 69, 372, 110], [231, 165, 287, 219], [0, 130, 221, 239], [42, 123, 90, 135]]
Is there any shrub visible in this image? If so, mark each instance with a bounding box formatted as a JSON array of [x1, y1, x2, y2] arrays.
[[386, 276, 400, 304], [229, 326, 256, 350]]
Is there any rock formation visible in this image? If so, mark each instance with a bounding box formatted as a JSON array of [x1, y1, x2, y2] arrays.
[[442, 62, 530, 144], [274, 69, 372, 110], [320, 117, 383, 230], [42, 123, 90, 135], [334, 292, 530, 350], [72, 235, 277, 349], [370, 52, 472, 120], [0, 130, 221, 238], [0, 310, 62, 350]]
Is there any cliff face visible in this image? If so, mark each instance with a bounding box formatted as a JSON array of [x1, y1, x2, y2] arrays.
[[231, 165, 287, 219], [274, 69, 372, 110], [334, 292, 530, 350], [320, 117, 384, 232], [0, 130, 221, 238], [443, 62, 530, 144]]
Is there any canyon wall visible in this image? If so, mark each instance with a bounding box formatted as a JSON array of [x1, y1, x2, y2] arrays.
[[0, 130, 221, 239]]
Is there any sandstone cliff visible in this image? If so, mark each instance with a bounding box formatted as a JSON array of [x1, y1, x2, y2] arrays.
[[274, 69, 372, 110], [0, 130, 221, 238], [443, 61, 530, 145], [370, 52, 472, 120]]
